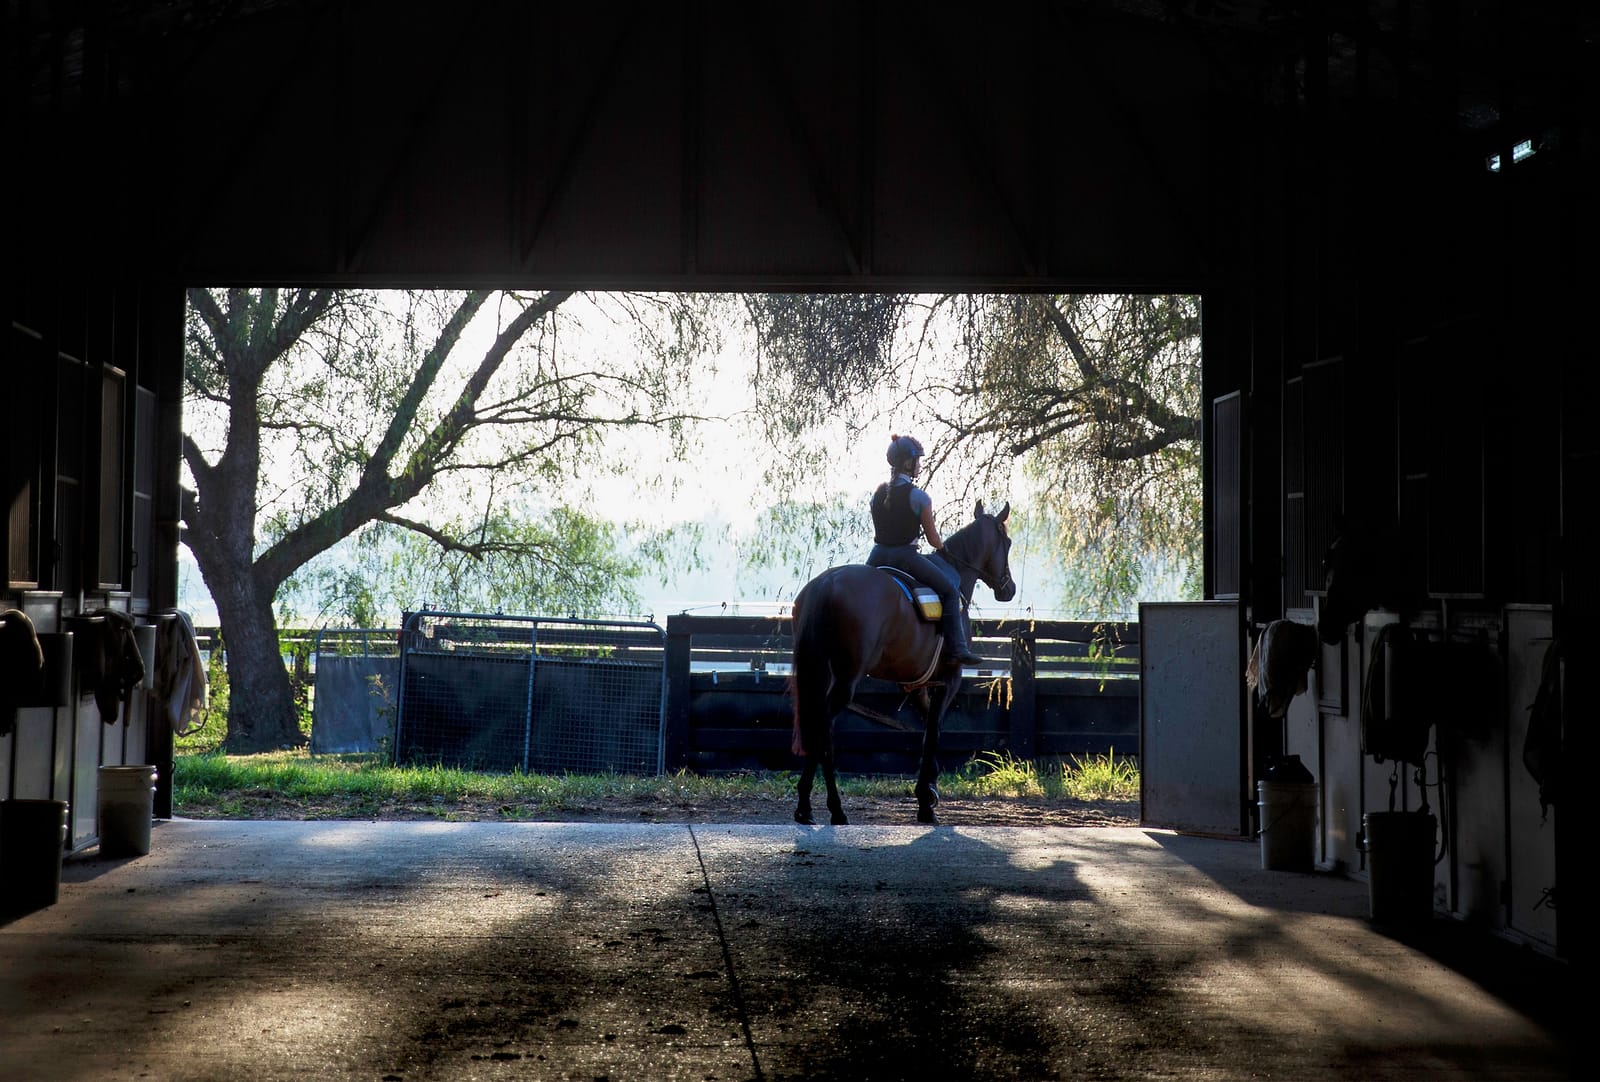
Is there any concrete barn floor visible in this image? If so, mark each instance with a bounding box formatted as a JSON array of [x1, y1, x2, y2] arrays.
[[0, 819, 1584, 1081]]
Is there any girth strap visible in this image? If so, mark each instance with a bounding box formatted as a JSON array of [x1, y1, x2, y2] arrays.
[[901, 637, 945, 691]]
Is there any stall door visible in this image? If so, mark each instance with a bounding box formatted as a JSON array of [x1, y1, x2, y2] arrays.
[[1140, 601, 1246, 835]]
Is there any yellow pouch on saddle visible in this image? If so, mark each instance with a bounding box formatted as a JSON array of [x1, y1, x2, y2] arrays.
[[911, 587, 943, 621]]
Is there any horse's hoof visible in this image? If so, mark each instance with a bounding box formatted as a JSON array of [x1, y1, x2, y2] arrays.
[[917, 808, 938, 825], [830, 812, 849, 826], [794, 810, 815, 825]]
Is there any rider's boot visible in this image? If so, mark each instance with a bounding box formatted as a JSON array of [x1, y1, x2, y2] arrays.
[[941, 609, 983, 666]]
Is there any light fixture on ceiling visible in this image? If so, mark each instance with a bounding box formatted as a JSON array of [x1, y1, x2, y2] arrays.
[[1486, 138, 1537, 172]]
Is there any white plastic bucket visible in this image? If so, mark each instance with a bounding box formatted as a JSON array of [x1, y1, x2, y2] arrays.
[[1363, 810, 1436, 924], [1257, 780, 1317, 871], [97, 765, 158, 858]]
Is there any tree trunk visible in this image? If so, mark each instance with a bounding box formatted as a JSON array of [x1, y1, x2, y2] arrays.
[[211, 569, 302, 753]]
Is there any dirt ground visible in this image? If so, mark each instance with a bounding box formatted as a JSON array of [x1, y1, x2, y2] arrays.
[[177, 791, 1142, 828], [521, 793, 1140, 827]]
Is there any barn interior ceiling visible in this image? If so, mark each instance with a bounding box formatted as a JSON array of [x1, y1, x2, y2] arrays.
[[15, 1, 1586, 123], [7, 1, 1591, 290]]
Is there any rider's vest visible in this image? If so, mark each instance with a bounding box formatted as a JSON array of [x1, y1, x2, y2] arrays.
[[871, 482, 922, 546]]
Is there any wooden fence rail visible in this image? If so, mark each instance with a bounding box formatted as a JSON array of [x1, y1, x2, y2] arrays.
[[663, 614, 1140, 774], [269, 614, 1144, 776]]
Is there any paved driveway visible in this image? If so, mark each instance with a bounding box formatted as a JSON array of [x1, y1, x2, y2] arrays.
[[0, 820, 1581, 1080]]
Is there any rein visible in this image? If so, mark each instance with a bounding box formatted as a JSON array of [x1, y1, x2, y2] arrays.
[[937, 522, 1010, 595]]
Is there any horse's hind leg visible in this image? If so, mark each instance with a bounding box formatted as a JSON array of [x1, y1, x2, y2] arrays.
[[914, 674, 960, 824], [819, 681, 854, 825], [792, 644, 831, 825], [795, 758, 818, 825], [795, 736, 845, 826]]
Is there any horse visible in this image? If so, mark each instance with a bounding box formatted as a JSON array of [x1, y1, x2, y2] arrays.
[[788, 500, 1016, 825], [1316, 517, 1414, 645]]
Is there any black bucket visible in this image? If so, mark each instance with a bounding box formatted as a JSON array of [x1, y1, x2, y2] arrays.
[[1363, 810, 1437, 925], [0, 798, 71, 917]]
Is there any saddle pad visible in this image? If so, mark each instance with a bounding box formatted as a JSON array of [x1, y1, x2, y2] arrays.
[[878, 569, 943, 621]]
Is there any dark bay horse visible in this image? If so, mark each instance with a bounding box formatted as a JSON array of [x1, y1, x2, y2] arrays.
[[1316, 517, 1416, 645], [789, 501, 1016, 825]]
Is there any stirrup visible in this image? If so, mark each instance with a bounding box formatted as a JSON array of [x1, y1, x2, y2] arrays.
[[949, 644, 983, 665]]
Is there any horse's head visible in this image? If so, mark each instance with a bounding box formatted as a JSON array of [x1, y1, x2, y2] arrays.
[[972, 500, 1017, 602], [1316, 519, 1409, 644]]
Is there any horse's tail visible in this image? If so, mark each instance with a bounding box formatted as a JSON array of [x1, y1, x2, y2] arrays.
[[788, 673, 808, 758], [789, 578, 832, 758]]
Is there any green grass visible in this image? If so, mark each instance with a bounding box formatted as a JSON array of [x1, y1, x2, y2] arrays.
[[954, 748, 1140, 801], [172, 748, 1139, 817]]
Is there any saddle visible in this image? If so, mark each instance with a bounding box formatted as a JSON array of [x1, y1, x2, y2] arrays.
[[877, 567, 943, 621]]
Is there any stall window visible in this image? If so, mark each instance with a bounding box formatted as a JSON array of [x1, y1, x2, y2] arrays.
[[97, 365, 127, 589]]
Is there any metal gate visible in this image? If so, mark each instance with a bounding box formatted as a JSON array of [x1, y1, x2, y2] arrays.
[[394, 611, 668, 775], [310, 627, 401, 754]]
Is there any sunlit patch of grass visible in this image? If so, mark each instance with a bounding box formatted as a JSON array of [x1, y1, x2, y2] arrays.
[[171, 748, 1139, 817], [953, 751, 1047, 798], [173, 753, 803, 814], [910, 748, 1141, 802], [1056, 747, 1140, 801]]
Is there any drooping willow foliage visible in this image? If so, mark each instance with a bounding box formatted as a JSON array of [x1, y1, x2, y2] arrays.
[[739, 292, 1203, 617]]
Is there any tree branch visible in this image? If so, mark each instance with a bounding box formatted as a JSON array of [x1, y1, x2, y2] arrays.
[[359, 290, 491, 483], [1035, 296, 1100, 383], [179, 431, 214, 491], [388, 290, 573, 497], [252, 290, 574, 590], [376, 513, 523, 557]]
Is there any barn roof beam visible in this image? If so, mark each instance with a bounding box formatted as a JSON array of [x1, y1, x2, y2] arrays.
[[857, 1, 877, 278], [735, 13, 864, 277], [1051, 6, 1209, 278], [180, 3, 337, 266], [905, 18, 1040, 279], [339, 1, 492, 275], [680, 0, 701, 278], [517, 14, 636, 271]]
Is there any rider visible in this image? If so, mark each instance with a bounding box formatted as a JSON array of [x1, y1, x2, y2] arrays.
[[865, 434, 984, 666]]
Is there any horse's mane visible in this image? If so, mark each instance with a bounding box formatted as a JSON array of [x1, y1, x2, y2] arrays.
[[942, 508, 1003, 563]]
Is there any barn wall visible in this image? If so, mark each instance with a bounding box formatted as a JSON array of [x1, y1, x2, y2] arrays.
[[1241, 29, 1586, 955], [3, 285, 182, 847]]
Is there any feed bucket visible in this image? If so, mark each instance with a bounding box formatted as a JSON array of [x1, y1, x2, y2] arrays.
[[97, 765, 158, 858], [1363, 810, 1437, 924], [1257, 780, 1317, 871], [0, 799, 70, 916]]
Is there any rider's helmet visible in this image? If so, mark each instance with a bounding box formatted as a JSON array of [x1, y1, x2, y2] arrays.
[[886, 434, 924, 471]]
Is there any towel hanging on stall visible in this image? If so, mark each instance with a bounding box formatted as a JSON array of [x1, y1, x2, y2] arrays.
[[0, 608, 45, 736], [83, 608, 146, 724], [153, 610, 209, 736]]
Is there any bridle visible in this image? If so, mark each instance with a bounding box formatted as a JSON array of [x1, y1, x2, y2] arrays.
[[939, 520, 1015, 598]]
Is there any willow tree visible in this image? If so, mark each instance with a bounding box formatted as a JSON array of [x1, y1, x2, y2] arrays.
[[182, 288, 708, 752], [742, 293, 1202, 615], [279, 503, 654, 630]]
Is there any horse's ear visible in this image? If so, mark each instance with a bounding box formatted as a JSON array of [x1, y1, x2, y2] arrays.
[[975, 499, 985, 519], [996, 502, 1010, 524]]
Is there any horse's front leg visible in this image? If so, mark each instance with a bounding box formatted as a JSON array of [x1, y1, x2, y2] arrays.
[[795, 758, 818, 825], [914, 674, 960, 824]]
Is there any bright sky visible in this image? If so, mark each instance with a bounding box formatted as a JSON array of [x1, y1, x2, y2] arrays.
[[572, 306, 1068, 620], [177, 290, 1075, 627]]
